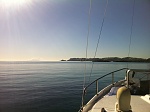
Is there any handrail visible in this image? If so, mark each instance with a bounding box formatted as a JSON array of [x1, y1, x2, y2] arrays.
[[84, 68, 127, 91], [81, 68, 128, 108]]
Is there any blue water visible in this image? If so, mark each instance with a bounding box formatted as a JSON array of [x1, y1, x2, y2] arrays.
[[0, 62, 149, 112]]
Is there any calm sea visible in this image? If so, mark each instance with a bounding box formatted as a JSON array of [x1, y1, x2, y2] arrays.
[[0, 61, 149, 112]]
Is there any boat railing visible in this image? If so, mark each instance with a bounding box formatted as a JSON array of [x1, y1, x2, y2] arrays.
[[139, 73, 150, 81], [81, 68, 128, 108]]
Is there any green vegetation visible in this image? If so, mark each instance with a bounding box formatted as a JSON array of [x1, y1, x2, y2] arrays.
[[66, 57, 150, 62]]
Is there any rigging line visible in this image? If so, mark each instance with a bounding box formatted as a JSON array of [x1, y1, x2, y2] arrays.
[[127, 0, 135, 68], [88, 0, 109, 83], [82, 0, 92, 107], [83, 0, 92, 88]]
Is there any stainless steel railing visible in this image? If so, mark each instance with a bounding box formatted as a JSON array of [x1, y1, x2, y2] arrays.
[[81, 68, 128, 108]]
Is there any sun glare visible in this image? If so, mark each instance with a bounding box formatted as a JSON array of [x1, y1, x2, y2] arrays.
[[0, 0, 30, 8]]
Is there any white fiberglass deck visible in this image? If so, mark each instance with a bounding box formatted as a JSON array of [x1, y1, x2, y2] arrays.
[[90, 95, 150, 112]]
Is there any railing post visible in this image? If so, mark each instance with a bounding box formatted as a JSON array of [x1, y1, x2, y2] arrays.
[[81, 90, 84, 108], [127, 70, 130, 88], [148, 74, 150, 93], [96, 80, 98, 95], [112, 72, 114, 84]]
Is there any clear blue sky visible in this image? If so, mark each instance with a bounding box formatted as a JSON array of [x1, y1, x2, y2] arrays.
[[0, 0, 150, 61]]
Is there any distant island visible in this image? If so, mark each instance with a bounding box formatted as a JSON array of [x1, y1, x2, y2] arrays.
[[60, 59, 66, 61], [61, 57, 150, 62]]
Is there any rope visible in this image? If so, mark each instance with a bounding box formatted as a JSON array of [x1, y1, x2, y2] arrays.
[[82, 0, 92, 107], [88, 0, 109, 83], [127, 0, 135, 68]]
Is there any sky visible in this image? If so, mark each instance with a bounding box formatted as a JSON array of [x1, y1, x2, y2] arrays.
[[0, 0, 150, 61]]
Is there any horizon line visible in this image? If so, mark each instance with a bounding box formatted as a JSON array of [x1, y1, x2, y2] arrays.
[[0, 56, 149, 62]]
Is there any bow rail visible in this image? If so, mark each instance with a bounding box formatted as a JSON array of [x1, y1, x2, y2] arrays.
[[81, 68, 128, 108]]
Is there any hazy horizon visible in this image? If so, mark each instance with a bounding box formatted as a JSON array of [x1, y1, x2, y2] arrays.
[[0, 56, 149, 62]]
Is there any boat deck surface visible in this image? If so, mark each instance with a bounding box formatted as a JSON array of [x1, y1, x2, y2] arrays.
[[90, 95, 150, 112]]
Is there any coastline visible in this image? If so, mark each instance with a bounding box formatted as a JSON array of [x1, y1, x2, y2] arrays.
[[64, 57, 150, 62]]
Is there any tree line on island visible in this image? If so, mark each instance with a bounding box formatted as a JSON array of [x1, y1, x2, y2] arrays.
[[61, 57, 150, 62]]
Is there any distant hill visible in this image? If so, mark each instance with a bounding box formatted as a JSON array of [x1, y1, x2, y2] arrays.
[[60, 59, 66, 61], [66, 57, 150, 62]]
